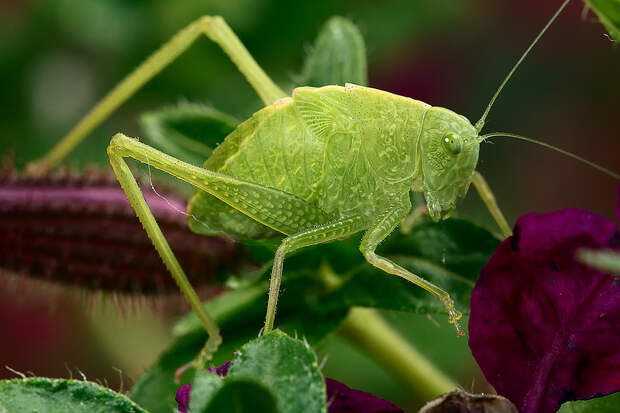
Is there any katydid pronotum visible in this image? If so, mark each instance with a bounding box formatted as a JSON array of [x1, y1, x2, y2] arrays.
[[29, 0, 620, 366]]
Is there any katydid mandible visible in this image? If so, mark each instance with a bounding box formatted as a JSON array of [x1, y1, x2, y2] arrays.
[[34, 0, 619, 363]]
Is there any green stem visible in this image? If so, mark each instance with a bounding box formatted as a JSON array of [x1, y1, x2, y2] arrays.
[[338, 307, 457, 400]]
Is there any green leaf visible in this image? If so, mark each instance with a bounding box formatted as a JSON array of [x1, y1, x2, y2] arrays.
[[188, 371, 224, 412], [0, 378, 148, 413], [297, 16, 367, 87], [130, 217, 498, 411], [139, 102, 238, 167], [199, 379, 278, 413], [225, 330, 326, 413], [129, 279, 344, 413], [585, 0, 620, 42], [558, 391, 620, 412], [187, 332, 322, 413], [128, 285, 267, 413]]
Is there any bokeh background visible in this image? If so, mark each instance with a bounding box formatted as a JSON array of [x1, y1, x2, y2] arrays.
[[1, 0, 618, 411]]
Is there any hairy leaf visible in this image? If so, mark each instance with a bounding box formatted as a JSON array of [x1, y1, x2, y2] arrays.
[[177, 332, 325, 413], [0, 378, 148, 413], [139, 103, 238, 167], [129, 285, 268, 413], [297, 16, 367, 87], [224, 330, 326, 413], [177, 362, 403, 413], [585, 0, 620, 42], [187, 371, 224, 412], [196, 378, 277, 413], [557, 391, 620, 413], [469, 207, 620, 413]]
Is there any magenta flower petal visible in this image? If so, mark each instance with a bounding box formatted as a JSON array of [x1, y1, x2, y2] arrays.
[[207, 360, 231, 377], [175, 384, 191, 413], [616, 186, 620, 228], [469, 207, 620, 413], [325, 378, 403, 413]]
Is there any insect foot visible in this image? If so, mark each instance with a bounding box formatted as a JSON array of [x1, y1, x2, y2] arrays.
[[442, 295, 465, 337], [194, 333, 223, 368]]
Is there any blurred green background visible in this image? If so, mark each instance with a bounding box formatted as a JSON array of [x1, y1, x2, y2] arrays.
[[1, 0, 618, 411]]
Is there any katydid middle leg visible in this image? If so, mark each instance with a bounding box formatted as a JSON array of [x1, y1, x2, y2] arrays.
[[359, 192, 464, 335], [263, 216, 368, 334]]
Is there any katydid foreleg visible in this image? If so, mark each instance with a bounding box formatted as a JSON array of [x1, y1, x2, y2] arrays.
[[360, 193, 464, 335], [108, 132, 337, 355]]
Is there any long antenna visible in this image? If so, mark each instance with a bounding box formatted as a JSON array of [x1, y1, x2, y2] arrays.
[[475, 0, 572, 133], [478, 132, 620, 180]]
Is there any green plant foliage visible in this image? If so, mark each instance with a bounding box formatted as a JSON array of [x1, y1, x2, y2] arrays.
[[296, 16, 367, 87], [0, 378, 148, 413], [187, 371, 223, 412], [557, 391, 620, 412], [139, 103, 238, 167], [128, 278, 346, 413], [194, 377, 277, 413], [221, 330, 325, 413], [129, 217, 498, 412], [585, 0, 620, 42]]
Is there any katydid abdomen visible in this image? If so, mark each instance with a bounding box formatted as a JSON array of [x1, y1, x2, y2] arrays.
[[188, 83, 479, 238]]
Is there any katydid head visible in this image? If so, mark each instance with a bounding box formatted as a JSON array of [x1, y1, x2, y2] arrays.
[[419, 107, 479, 221]]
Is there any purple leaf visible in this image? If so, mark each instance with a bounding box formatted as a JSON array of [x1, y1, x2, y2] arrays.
[[469, 205, 620, 413], [176, 362, 403, 413], [0, 169, 242, 294]]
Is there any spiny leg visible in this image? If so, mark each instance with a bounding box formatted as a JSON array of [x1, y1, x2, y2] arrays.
[[471, 171, 512, 238], [360, 193, 464, 335], [30, 16, 286, 173], [108, 133, 330, 236], [264, 216, 367, 334], [108, 143, 221, 368], [108, 133, 336, 337]]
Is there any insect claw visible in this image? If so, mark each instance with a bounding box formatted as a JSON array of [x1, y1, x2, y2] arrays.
[[442, 296, 466, 336], [453, 319, 466, 337]]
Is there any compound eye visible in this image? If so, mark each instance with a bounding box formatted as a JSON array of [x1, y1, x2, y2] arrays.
[[441, 132, 463, 156]]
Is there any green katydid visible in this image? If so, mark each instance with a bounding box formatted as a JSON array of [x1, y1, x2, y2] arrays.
[[29, 0, 620, 365]]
